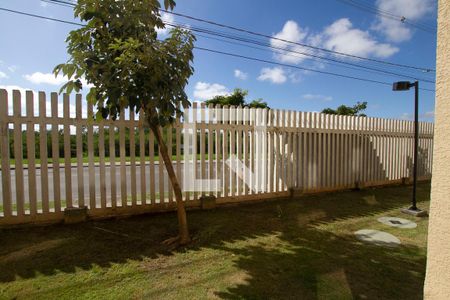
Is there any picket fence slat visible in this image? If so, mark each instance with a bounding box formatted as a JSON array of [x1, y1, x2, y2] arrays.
[[109, 116, 117, 208], [130, 110, 137, 206], [87, 102, 95, 209], [158, 127, 164, 203], [235, 106, 242, 196], [38, 92, 49, 214], [222, 106, 229, 197], [215, 104, 222, 198], [208, 104, 214, 195], [119, 109, 127, 207], [230, 106, 236, 196], [0, 90, 12, 217], [76, 95, 85, 207], [99, 117, 107, 209], [176, 108, 182, 200], [26, 91, 37, 216], [149, 129, 156, 204], [13, 90, 25, 217], [139, 111, 146, 205], [63, 94, 72, 208], [200, 103, 206, 196], [51, 93, 61, 213]]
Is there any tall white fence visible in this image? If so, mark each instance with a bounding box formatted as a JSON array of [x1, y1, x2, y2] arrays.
[[0, 89, 434, 225]]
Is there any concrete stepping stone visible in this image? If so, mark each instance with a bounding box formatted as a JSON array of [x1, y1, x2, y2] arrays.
[[354, 229, 401, 247], [377, 217, 417, 229]]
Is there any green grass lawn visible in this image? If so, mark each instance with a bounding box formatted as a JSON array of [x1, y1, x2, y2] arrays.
[[0, 182, 430, 299], [2, 154, 213, 169]]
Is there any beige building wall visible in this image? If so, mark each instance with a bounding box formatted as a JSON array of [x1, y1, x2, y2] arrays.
[[424, 0, 450, 299]]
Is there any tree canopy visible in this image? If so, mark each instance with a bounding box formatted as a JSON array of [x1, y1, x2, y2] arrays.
[[54, 0, 195, 127], [205, 88, 270, 109], [321, 101, 368, 116]]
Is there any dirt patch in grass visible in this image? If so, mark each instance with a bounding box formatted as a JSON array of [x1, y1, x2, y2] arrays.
[[0, 182, 430, 299]]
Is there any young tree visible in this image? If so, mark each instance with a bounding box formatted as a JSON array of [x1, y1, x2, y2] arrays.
[[54, 0, 195, 245], [322, 101, 367, 116]]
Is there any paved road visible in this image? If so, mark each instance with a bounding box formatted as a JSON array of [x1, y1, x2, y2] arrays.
[[1, 161, 217, 207]]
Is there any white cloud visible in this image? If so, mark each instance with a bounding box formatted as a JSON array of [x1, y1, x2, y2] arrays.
[[234, 69, 248, 80], [40, 1, 48, 7], [0, 71, 8, 80], [373, 0, 434, 42], [193, 82, 229, 100], [270, 19, 398, 67], [271, 21, 310, 64], [322, 18, 399, 58], [24, 72, 66, 85], [24, 72, 94, 88], [156, 12, 175, 36], [258, 67, 287, 84], [302, 94, 333, 102]]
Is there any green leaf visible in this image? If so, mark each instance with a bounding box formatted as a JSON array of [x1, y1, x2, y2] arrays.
[[164, 0, 176, 10]]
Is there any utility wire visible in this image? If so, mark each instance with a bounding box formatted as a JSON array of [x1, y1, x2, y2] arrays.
[[165, 21, 435, 83], [41, 0, 75, 8], [335, 0, 436, 33], [159, 9, 436, 73], [34, 0, 437, 82], [41, 0, 436, 73], [191, 31, 429, 81], [42, 0, 77, 6], [0, 5, 435, 92], [194, 47, 435, 92], [0, 7, 82, 26]]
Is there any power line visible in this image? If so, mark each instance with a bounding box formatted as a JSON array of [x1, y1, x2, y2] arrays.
[[41, 0, 75, 8], [42, 0, 77, 6], [34, 0, 437, 82], [165, 21, 435, 83], [335, 0, 437, 33], [194, 47, 435, 92], [0, 5, 435, 92], [0, 7, 82, 26], [158, 9, 436, 73], [191, 31, 432, 81], [41, 0, 436, 73], [359, 0, 436, 30], [193, 31, 394, 75]]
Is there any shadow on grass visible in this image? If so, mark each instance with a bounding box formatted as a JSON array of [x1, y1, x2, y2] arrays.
[[0, 182, 429, 299]]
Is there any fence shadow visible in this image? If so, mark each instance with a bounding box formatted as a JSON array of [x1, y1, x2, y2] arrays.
[[278, 134, 432, 189], [0, 183, 429, 299]]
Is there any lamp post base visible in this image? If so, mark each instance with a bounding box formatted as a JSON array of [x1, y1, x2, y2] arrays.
[[401, 207, 428, 217]]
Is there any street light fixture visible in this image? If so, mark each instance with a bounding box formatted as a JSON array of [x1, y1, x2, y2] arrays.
[[392, 81, 427, 217]]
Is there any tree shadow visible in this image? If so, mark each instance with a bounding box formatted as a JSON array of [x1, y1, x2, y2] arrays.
[[208, 182, 428, 299], [213, 221, 425, 299], [0, 183, 429, 299]]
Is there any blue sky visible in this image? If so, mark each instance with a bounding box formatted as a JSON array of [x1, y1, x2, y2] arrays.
[[0, 0, 437, 120]]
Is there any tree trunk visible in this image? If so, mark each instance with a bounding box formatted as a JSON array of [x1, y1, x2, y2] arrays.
[[149, 122, 191, 245]]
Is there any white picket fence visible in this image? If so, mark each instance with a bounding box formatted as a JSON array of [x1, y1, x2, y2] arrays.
[[0, 89, 434, 225]]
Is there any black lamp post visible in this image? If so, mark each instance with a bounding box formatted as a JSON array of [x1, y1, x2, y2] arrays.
[[392, 81, 427, 217]]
